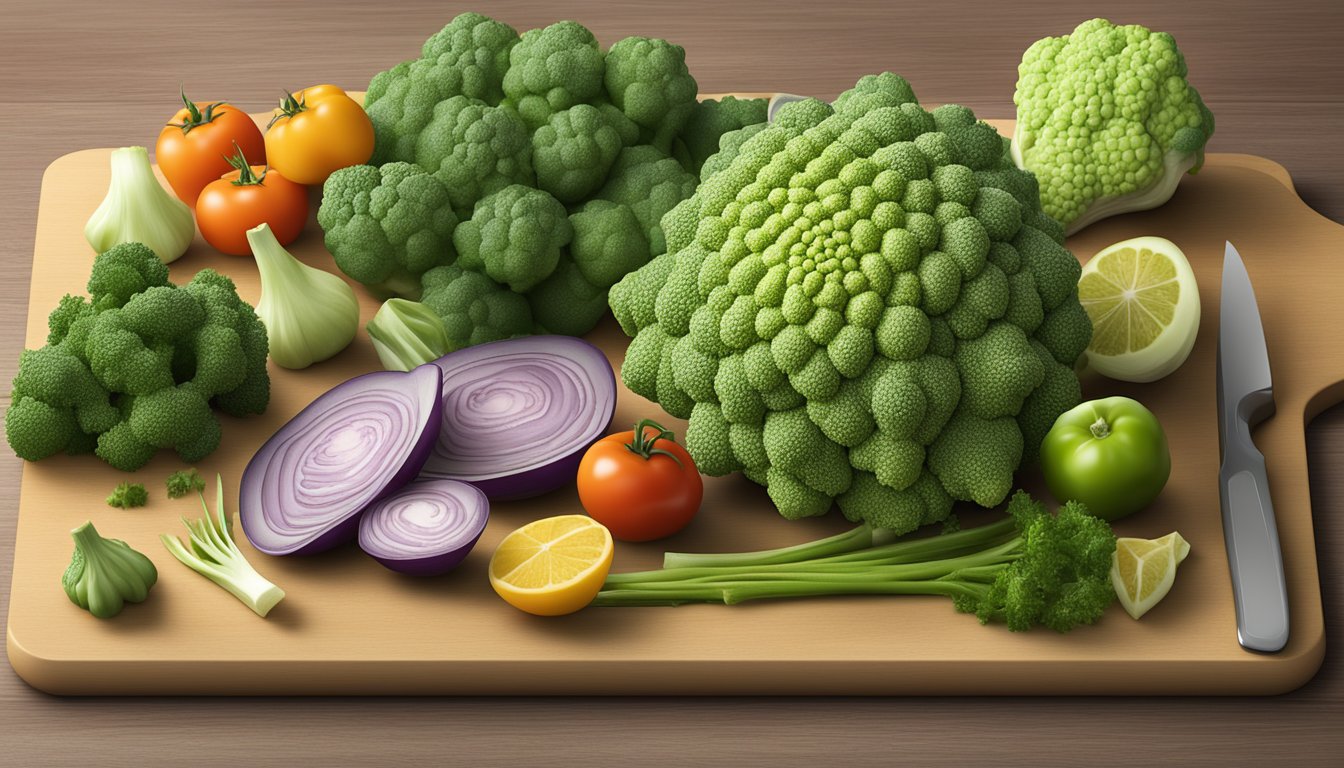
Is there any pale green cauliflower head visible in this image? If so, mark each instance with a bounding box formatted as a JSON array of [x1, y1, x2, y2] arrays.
[[610, 74, 1093, 534], [1012, 18, 1215, 234]]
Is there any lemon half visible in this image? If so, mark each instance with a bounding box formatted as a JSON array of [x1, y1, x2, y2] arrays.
[[1078, 236, 1201, 383], [1111, 531, 1191, 620], [489, 515, 614, 616]]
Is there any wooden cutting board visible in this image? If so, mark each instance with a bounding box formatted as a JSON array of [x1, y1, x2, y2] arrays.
[[5, 102, 1334, 694]]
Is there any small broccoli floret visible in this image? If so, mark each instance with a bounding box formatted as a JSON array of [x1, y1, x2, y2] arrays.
[[106, 481, 148, 509], [453, 185, 572, 292], [677, 96, 768, 172], [502, 20, 605, 129], [413, 96, 534, 216], [569, 200, 651, 289], [364, 12, 520, 165], [420, 264, 533, 349], [1012, 18, 1215, 234], [593, 145, 697, 254], [86, 242, 171, 311], [165, 468, 206, 499], [603, 36, 698, 151], [526, 256, 610, 336], [318, 162, 458, 299], [531, 104, 626, 203]]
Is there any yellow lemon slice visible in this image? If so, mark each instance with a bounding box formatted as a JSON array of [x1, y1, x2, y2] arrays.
[[1078, 236, 1200, 382], [1111, 531, 1191, 619], [489, 515, 614, 616]]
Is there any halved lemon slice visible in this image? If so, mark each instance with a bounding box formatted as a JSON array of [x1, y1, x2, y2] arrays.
[[1111, 531, 1191, 620], [1078, 236, 1200, 383], [489, 515, 614, 616]]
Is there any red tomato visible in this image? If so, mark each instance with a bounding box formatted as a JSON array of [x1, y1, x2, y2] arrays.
[[195, 147, 308, 256], [156, 90, 266, 206], [576, 419, 703, 542]]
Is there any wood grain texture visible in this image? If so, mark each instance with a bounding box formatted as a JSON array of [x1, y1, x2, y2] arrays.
[[1, 0, 1342, 764]]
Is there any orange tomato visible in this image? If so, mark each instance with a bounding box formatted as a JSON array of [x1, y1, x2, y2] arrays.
[[264, 85, 374, 185], [195, 147, 308, 256], [156, 90, 266, 205], [576, 419, 703, 542]]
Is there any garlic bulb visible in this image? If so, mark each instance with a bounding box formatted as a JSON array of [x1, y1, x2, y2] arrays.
[[84, 146, 195, 263], [245, 223, 359, 369]]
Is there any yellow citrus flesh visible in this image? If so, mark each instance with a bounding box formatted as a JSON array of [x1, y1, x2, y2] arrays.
[[1111, 531, 1191, 620], [489, 515, 614, 616], [1079, 236, 1201, 383]]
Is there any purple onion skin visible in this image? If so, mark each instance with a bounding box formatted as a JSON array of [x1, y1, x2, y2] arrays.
[[424, 336, 617, 500], [240, 364, 444, 556]]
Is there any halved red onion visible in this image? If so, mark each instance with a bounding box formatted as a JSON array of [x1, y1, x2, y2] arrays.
[[358, 479, 489, 575], [420, 336, 616, 499], [240, 364, 443, 556]]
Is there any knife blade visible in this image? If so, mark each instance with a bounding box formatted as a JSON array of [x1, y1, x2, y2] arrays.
[[1217, 241, 1290, 653]]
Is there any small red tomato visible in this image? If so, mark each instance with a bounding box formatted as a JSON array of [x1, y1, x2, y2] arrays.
[[196, 145, 308, 256], [577, 419, 703, 542]]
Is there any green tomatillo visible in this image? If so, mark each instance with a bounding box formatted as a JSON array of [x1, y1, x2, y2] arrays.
[[1040, 396, 1171, 521]]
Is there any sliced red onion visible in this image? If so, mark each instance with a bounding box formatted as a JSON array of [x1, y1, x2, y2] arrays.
[[240, 364, 443, 556], [358, 479, 489, 575], [420, 336, 616, 500]]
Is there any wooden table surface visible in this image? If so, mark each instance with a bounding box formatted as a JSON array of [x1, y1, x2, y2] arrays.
[[1, 0, 1340, 764]]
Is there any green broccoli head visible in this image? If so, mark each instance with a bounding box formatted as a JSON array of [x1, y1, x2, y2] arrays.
[[502, 20, 606, 129], [6, 249, 270, 471], [318, 162, 459, 299], [420, 264, 533, 349], [569, 200, 651, 289], [609, 72, 1092, 533], [531, 104, 627, 204], [677, 96, 768, 172], [602, 36, 698, 151], [452, 185, 572, 292], [1012, 18, 1215, 234], [413, 96, 535, 216], [364, 12, 520, 165]]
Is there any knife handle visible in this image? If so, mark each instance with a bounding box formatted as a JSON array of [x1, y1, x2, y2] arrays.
[[1220, 442, 1290, 653]]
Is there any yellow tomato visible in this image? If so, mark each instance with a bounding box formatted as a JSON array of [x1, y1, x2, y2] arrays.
[[264, 84, 373, 185]]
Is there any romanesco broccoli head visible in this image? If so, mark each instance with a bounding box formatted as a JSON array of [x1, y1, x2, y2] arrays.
[[1011, 18, 1215, 234], [502, 20, 606, 129], [420, 264, 533, 349], [609, 73, 1093, 533], [452, 184, 572, 292], [318, 162, 459, 299]]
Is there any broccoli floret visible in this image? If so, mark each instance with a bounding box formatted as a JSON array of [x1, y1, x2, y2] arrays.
[[602, 36, 698, 151], [531, 104, 627, 204], [106, 481, 148, 509], [502, 20, 605, 129], [413, 96, 534, 216], [6, 248, 270, 471], [527, 256, 610, 336], [453, 185, 571, 292], [364, 12, 520, 165], [609, 72, 1093, 533], [165, 467, 207, 499], [569, 200, 651, 289], [677, 96, 768, 172], [592, 145, 697, 255], [1012, 18, 1215, 234], [318, 162, 458, 299], [420, 264, 533, 348]]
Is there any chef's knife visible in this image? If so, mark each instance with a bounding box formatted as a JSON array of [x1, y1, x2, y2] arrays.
[[1217, 241, 1289, 653]]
